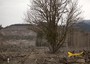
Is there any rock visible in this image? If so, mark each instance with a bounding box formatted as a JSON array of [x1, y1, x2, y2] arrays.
[[48, 58, 55, 62], [77, 59, 85, 63]]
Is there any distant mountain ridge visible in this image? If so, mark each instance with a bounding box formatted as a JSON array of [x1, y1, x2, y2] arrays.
[[1, 20, 90, 32], [76, 20, 90, 32]]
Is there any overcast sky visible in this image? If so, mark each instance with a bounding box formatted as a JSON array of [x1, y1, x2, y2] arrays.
[[0, 0, 90, 27]]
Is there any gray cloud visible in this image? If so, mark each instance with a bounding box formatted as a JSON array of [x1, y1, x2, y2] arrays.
[[0, 0, 90, 27], [0, 0, 30, 27]]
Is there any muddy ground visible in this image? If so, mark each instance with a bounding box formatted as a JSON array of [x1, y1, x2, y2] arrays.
[[0, 45, 90, 64]]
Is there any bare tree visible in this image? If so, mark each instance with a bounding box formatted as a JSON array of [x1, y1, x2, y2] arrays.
[[25, 0, 82, 53], [0, 25, 3, 30]]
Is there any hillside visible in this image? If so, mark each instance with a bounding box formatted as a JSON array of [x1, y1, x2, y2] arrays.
[[76, 20, 90, 32]]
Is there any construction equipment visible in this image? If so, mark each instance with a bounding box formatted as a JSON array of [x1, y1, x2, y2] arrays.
[[68, 51, 84, 57]]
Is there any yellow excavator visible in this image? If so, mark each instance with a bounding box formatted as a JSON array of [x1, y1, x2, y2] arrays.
[[68, 51, 84, 57]]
